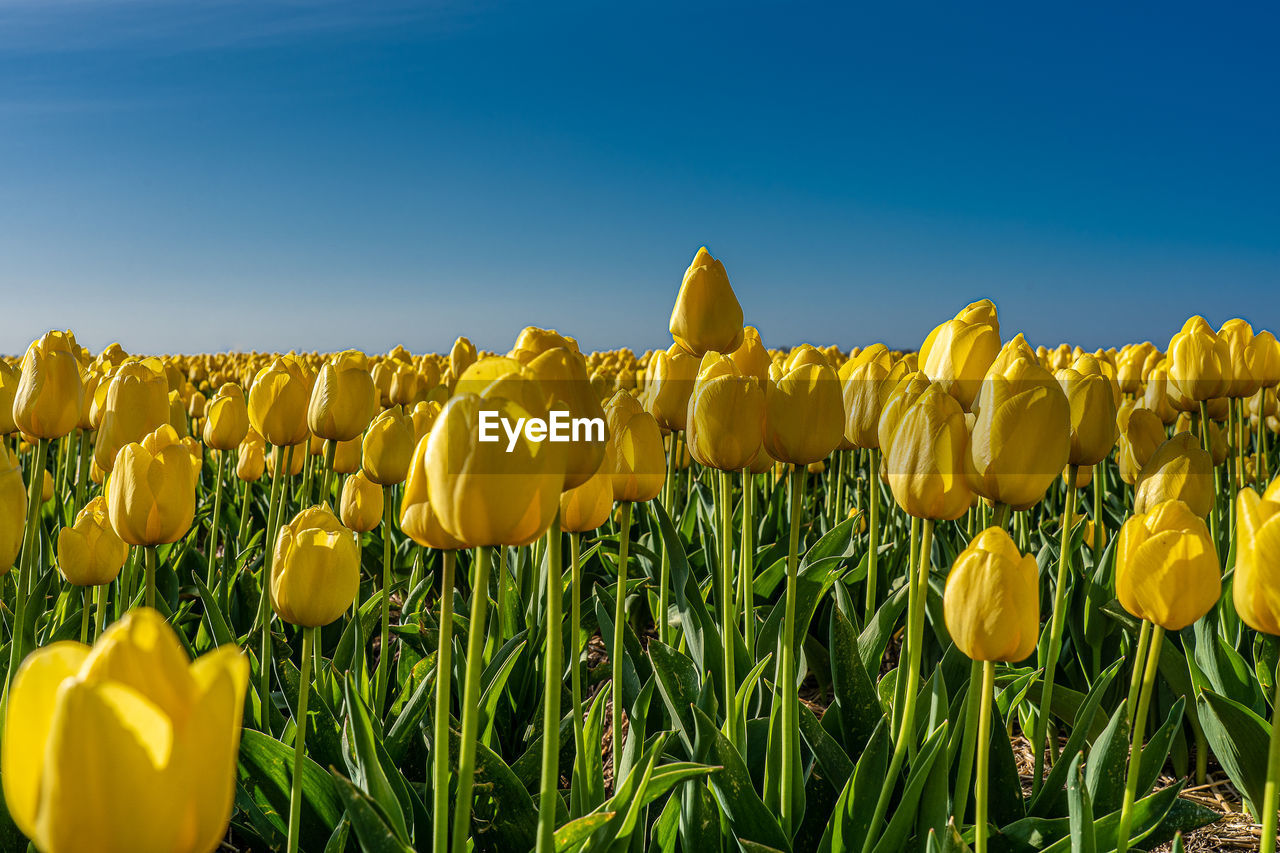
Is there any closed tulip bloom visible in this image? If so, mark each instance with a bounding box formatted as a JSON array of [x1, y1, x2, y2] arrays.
[[248, 356, 311, 448], [329, 437, 360, 474], [1117, 405, 1167, 486], [943, 526, 1039, 661], [1235, 482, 1280, 635], [2, 608, 248, 853], [1057, 366, 1119, 466], [509, 326, 580, 363], [605, 391, 666, 503], [764, 360, 844, 465], [12, 330, 83, 440], [0, 359, 18, 434], [450, 336, 478, 376], [730, 326, 773, 384], [165, 390, 189, 439], [187, 390, 207, 420], [842, 359, 892, 449], [363, 405, 415, 486], [885, 384, 973, 520], [456, 356, 548, 418], [527, 346, 607, 489], [1174, 411, 1228, 465], [340, 469, 384, 533], [388, 361, 423, 406], [1134, 431, 1214, 517], [267, 444, 306, 477], [426, 394, 566, 547], [686, 353, 764, 472], [1219, 319, 1262, 398], [919, 299, 1001, 411], [560, 454, 615, 533], [968, 355, 1071, 510], [670, 246, 744, 357], [877, 371, 932, 457], [308, 350, 377, 442], [40, 469, 53, 504], [1252, 331, 1280, 389], [202, 384, 249, 451], [411, 400, 443, 448], [271, 505, 360, 627], [57, 496, 129, 586], [0, 445, 25, 572], [1168, 316, 1230, 402], [1142, 364, 1179, 424], [645, 345, 700, 432], [1116, 499, 1220, 630], [838, 343, 892, 384], [400, 434, 466, 551], [1117, 344, 1154, 395], [237, 440, 265, 482], [106, 424, 197, 547]]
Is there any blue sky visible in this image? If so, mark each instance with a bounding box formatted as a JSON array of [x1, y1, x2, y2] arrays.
[[2, 0, 1277, 356]]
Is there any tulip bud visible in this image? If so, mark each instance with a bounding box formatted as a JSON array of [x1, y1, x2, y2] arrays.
[[943, 526, 1039, 662], [1116, 499, 1220, 630], [450, 336, 478, 377], [340, 469, 384, 533], [1167, 316, 1230, 402], [1117, 404, 1166, 486], [1, 608, 248, 853], [526, 347, 607, 490], [560, 454, 615, 534], [363, 406, 415, 486], [13, 330, 85, 440], [41, 469, 53, 504], [968, 355, 1071, 510], [271, 505, 361, 627], [332, 437, 363, 474], [669, 247, 744, 357], [237, 439, 266, 482], [730, 326, 772, 384], [308, 350, 378, 442], [886, 383, 973, 520], [842, 359, 892, 449], [400, 434, 465, 551], [919, 300, 1001, 411], [203, 383, 250, 451], [248, 356, 311, 448], [605, 392, 666, 503], [1235, 482, 1280, 635], [106, 424, 198, 546], [764, 361, 844, 466], [1056, 366, 1118, 466], [1134, 432, 1214, 517], [645, 346, 700, 432], [686, 353, 764, 472], [0, 360, 18, 435], [0, 445, 25, 572], [57, 496, 129, 586]]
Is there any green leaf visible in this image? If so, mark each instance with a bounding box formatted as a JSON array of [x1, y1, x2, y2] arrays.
[[830, 583, 885, 755], [1197, 686, 1271, 815], [237, 729, 344, 850], [329, 770, 416, 853], [1084, 699, 1130, 816], [872, 721, 949, 853], [1067, 756, 1095, 853], [692, 705, 791, 851], [342, 677, 410, 844]]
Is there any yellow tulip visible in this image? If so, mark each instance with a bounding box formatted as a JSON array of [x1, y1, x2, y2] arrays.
[[605, 391, 666, 503], [13, 331, 84, 440], [644, 345, 700, 432], [509, 326, 580, 363], [0, 445, 25, 572], [877, 371, 932, 457], [526, 346, 607, 489], [1117, 404, 1166, 486], [1219, 318, 1262, 398], [686, 353, 764, 472], [248, 356, 311, 448], [919, 299, 1001, 411], [1116, 499, 1220, 630], [267, 444, 306, 477], [1056, 366, 1118, 466], [363, 405, 415, 486], [885, 383, 973, 520], [2, 608, 248, 853], [763, 360, 844, 466], [1235, 481, 1280, 635], [426, 393, 566, 547], [968, 355, 1071, 510], [332, 437, 363, 475], [340, 469, 384, 533], [411, 400, 443, 448], [237, 440, 265, 482], [1142, 365, 1179, 425], [943, 526, 1039, 662], [57, 496, 129, 586], [1174, 411, 1227, 465], [106, 424, 197, 546], [560, 454, 615, 533], [202, 384, 249, 451], [669, 246, 744, 357], [730, 326, 773, 384], [842, 359, 892, 449], [1167, 316, 1229, 403], [308, 350, 377, 442], [271, 505, 361, 627], [450, 336, 478, 377], [400, 434, 466, 551], [1134, 432, 1214, 517], [0, 359, 18, 434]]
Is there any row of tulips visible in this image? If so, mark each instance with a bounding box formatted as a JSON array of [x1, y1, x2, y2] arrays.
[[1, 250, 1280, 853]]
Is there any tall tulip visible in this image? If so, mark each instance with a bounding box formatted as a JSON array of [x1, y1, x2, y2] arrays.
[[919, 299, 1001, 411], [669, 246, 744, 357], [13, 330, 83, 440]]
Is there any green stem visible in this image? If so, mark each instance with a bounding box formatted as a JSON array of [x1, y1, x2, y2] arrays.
[[1116, 624, 1164, 853], [451, 545, 493, 853], [375, 485, 395, 715], [321, 439, 337, 507], [863, 516, 934, 853], [975, 660, 995, 853], [536, 516, 563, 853], [612, 501, 633, 782], [865, 447, 880, 623], [7, 437, 48, 686], [257, 445, 289, 724], [953, 658, 983, 827], [74, 429, 92, 516], [569, 532, 587, 807], [780, 467, 807, 837], [286, 626, 314, 853], [1262, 654, 1280, 853], [206, 450, 226, 591], [78, 587, 90, 643], [144, 545, 157, 610], [1200, 401, 1222, 557], [432, 549, 456, 853], [740, 468, 756, 656], [719, 469, 739, 750], [1125, 620, 1152, 730], [94, 583, 108, 640], [1032, 466, 1078, 796]]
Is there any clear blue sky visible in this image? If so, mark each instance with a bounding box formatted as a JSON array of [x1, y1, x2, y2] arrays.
[[2, 1, 1276, 356]]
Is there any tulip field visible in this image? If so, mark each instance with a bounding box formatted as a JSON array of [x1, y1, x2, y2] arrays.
[[4, 248, 1280, 853]]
